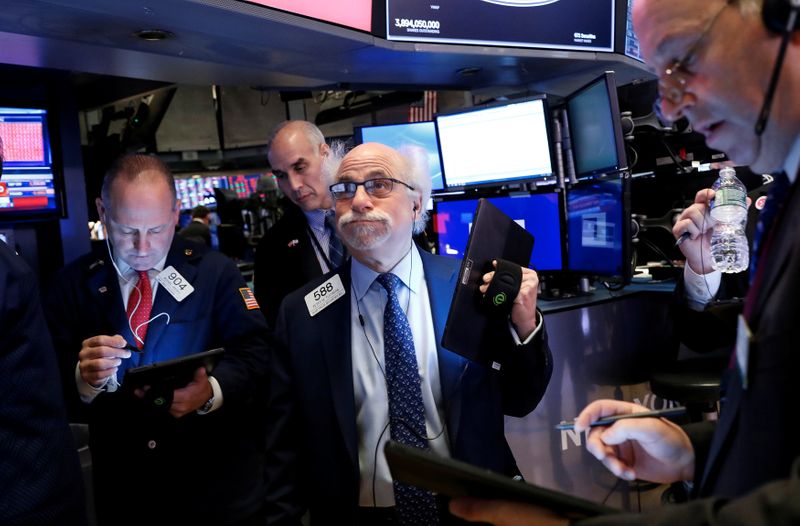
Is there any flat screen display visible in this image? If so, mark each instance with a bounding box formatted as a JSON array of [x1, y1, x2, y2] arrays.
[[175, 175, 229, 211], [435, 98, 553, 189], [227, 173, 263, 199], [624, 0, 643, 61], [566, 176, 631, 282], [0, 106, 59, 216], [565, 71, 628, 179], [434, 191, 564, 271], [243, 0, 372, 32], [355, 121, 444, 191], [386, 0, 615, 52]]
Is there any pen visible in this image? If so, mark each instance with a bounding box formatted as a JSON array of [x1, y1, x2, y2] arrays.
[[123, 342, 143, 354], [555, 406, 687, 430], [674, 232, 691, 247]]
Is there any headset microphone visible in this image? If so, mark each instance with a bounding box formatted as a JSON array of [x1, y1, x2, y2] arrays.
[[755, 0, 799, 135]]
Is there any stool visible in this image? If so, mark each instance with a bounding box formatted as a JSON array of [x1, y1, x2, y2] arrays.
[[649, 357, 724, 422]]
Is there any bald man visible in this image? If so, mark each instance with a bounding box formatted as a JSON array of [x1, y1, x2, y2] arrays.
[[265, 143, 552, 525], [253, 120, 345, 327]]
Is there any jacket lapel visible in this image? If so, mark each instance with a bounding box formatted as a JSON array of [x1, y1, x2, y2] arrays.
[[750, 180, 800, 323], [421, 251, 467, 444], [86, 257, 144, 371], [140, 241, 198, 359], [319, 264, 359, 466]]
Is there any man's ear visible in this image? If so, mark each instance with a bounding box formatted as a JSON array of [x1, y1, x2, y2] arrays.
[[95, 197, 106, 222], [319, 142, 331, 158]]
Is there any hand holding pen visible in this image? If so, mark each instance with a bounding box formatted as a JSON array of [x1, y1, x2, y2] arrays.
[[569, 400, 697, 483], [556, 406, 686, 430]]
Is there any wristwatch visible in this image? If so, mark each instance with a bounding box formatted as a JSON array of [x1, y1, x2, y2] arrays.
[[197, 394, 216, 415]]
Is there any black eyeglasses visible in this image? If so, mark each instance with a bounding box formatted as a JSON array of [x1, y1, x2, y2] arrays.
[[329, 178, 415, 200]]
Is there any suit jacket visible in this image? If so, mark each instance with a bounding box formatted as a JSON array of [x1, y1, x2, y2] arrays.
[[0, 242, 88, 526], [582, 178, 800, 524], [43, 237, 271, 525], [254, 201, 324, 327], [266, 251, 552, 524]]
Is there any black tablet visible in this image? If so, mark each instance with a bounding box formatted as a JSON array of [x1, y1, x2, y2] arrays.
[[441, 198, 534, 364], [385, 441, 617, 519], [124, 348, 224, 390]]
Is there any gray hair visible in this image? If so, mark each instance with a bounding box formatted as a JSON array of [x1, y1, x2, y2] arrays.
[[395, 149, 431, 235]]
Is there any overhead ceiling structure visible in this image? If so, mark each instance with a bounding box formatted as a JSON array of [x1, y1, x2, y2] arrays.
[[0, 0, 654, 97]]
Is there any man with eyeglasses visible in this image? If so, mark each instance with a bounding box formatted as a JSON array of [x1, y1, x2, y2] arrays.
[[265, 142, 552, 525], [449, 0, 800, 524]]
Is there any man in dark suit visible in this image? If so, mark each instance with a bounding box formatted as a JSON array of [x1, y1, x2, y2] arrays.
[[0, 135, 88, 525], [254, 120, 345, 326], [265, 143, 552, 525], [44, 154, 271, 526], [449, 0, 800, 524], [179, 204, 212, 246]]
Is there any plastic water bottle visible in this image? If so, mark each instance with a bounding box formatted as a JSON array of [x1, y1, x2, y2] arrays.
[[709, 167, 749, 273]]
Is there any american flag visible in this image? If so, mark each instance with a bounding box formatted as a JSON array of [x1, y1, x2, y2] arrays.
[[408, 91, 438, 122], [239, 287, 260, 310]]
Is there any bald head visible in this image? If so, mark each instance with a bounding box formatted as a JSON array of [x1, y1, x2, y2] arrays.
[[267, 120, 336, 211]]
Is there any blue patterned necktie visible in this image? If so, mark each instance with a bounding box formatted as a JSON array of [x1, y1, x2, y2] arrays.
[[749, 171, 790, 285], [376, 273, 439, 526], [324, 212, 346, 269]]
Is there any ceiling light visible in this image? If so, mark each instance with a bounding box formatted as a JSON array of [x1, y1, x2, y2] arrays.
[[134, 29, 174, 42], [457, 67, 482, 77]]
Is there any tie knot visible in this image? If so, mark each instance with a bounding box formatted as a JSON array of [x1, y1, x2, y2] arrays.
[[137, 270, 149, 281], [323, 211, 337, 232], [376, 272, 401, 296]]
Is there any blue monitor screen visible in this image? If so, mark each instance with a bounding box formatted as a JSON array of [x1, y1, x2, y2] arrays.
[[566, 177, 630, 281], [0, 106, 58, 215], [355, 121, 444, 191], [565, 72, 627, 179], [434, 191, 563, 271], [435, 98, 553, 189]]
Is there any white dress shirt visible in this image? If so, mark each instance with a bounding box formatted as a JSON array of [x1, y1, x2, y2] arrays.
[[350, 245, 450, 507]]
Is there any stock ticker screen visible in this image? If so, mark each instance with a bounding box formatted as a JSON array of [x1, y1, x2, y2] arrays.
[[0, 107, 58, 215]]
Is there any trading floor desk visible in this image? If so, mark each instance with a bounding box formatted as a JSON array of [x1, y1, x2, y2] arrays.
[[506, 283, 681, 512]]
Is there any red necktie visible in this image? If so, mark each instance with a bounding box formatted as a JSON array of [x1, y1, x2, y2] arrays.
[[126, 270, 153, 348]]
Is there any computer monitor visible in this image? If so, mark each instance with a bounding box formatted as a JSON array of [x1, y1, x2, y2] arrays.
[[435, 97, 554, 189], [566, 175, 631, 283], [565, 71, 628, 179], [227, 173, 263, 199], [385, 0, 615, 52], [433, 189, 564, 272], [175, 175, 229, 211], [354, 121, 444, 191], [0, 105, 61, 218]]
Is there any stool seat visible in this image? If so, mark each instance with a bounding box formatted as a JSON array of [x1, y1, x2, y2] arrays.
[[649, 370, 721, 405]]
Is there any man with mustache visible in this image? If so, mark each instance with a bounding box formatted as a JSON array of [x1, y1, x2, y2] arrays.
[[254, 120, 346, 327], [265, 142, 552, 525]]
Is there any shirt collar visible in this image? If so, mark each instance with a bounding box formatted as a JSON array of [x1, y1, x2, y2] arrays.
[[116, 253, 168, 279], [782, 133, 800, 184], [351, 244, 422, 302], [303, 208, 332, 232]]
